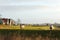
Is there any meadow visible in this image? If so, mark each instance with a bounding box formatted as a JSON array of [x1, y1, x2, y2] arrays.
[[0, 24, 59, 30], [0, 25, 60, 40]]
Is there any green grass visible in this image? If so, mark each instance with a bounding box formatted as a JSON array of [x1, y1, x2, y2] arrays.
[[0, 29, 60, 38], [0, 25, 20, 29], [22, 25, 50, 30], [0, 25, 60, 30]]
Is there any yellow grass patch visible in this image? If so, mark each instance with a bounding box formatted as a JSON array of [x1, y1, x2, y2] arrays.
[[0, 25, 60, 30]]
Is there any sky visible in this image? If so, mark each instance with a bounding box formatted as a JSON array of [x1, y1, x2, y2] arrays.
[[0, 0, 60, 24]]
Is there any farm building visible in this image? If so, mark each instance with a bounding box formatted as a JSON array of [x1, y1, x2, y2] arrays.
[[0, 18, 15, 25]]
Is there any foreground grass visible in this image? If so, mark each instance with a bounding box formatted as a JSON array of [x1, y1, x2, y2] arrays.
[[0, 30, 60, 38], [0, 30, 60, 40]]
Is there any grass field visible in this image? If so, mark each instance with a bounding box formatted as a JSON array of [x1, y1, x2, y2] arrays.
[[0, 25, 20, 29], [0, 25, 60, 40], [0, 24, 60, 30]]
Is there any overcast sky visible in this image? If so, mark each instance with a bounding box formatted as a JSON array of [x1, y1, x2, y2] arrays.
[[0, 0, 60, 24]]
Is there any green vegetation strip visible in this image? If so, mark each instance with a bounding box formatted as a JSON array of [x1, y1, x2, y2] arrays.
[[0, 29, 60, 37]]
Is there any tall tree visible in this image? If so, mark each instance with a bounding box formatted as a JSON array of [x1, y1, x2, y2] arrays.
[[0, 14, 2, 18], [17, 19, 20, 25]]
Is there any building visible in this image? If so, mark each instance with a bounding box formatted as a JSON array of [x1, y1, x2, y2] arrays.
[[0, 18, 15, 25]]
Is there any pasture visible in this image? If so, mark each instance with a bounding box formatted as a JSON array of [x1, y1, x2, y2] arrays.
[[0, 25, 60, 40], [0, 24, 59, 30]]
